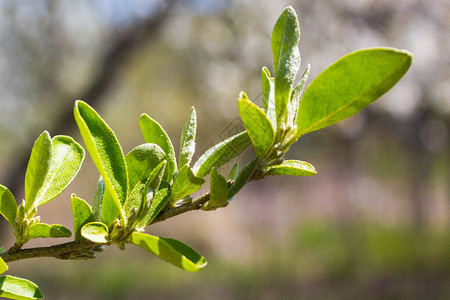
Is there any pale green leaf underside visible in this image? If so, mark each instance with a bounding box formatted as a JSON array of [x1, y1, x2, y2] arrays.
[[74, 100, 127, 219], [193, 131, 251, 178], [228, 158, 259, 199], [24, 131, 52, 212], [0, 275, 44, 300], [81, 222, 109, 244], [170, 165, 205, 201], [202, 168, 228, 211], [0, 258, 7, 274], [71, 194, 94, 241], [130, 232, 207, 272], [28, 223, 72, 239], [266, 160, 317, 176], [0, 185, 17, 226], [238, 96, 275, 157], [297, 48, 413, 136], [288, 64, 310, 126], [35, 135, 85, 207], [139, 114, 177, 181], [261, 67, 276, 128], [179, 107, 197, 168]]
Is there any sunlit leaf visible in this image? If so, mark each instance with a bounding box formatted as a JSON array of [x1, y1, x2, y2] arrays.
[[179, 107, 197, 168], [71, 194, 94, 241], [0, 258, 7, 274], [24, 131, 52, 212], [202, 168, 228, 211], [136, 184, 170, 228], [228, 158, 259, 199], [0, 275, 43, 300], [288, 64, 310, 126], [130, 232, 207, 272], [193, 131, 251, 178], [28, 223, 72, 239], [0, 185, 17, 226], [261, 67, 276, 129], [81, 222, 109, 244], [170, 165, 205, 201], [266, 160, 316, 176], [92, 177, 105, 222], [297, 48, 413, 136]]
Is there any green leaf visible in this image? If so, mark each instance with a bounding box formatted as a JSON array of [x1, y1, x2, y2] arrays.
[[130, 232, 207, 272], [0, 258, 7, 274], [0, 185, 17, 226], [81, 222, 109, 244], [0, 275, 43, 300], [261, 67, 276, 128], [28, 223, 72, 239], [202, 168, 228, 211], [288, 64, 310, 126], [272, 6, 301, 127], [238, 93, 275, 157], [92, 177, 105, 222], [228, 158, 259, 199], [24, 131, 52, 212], [34, 135, 85, 207], [170, 165, 205, 201], [193, 131, 251, 178], [71, 194, 94, 241], [297, 48, 413, 136], [125, 143, 166, 193], [266, 160, 317, 176], [229, 163, 239, 181], [139, 114, 177, 181], [179, 107, 197, 168], [74, 100, 127, 220], [136, 184, 170, 228]]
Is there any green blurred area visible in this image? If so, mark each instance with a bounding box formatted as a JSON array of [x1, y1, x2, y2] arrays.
[[0, 0, 449, 299]]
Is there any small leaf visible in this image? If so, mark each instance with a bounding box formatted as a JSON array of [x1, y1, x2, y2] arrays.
[[261, 67, 277, 128], [297, 48, 413, 136], [193, 131, 251, 178], [125, 143, 166, 193], [288, 64, 310, 126], [179, 107, 197, 168], [238, 93, 275, 157], [202, 168, 228, 211], [130, 232, 207, 272], [35, 135, 85, 207], [272, 6, 301, 127], [81, 222, 109, 244], [28, 223, 72, 239], [92, 177, 105, 222], [136, 184, 170, 228], [139, 114, 177, 181], [0, 185, 17, 226], [0, 275, 44, 300], [71, 194, 94, 241], [170, 165, 205, 201], [24, 131, 52, 212], [74, 101, 127, 220], [266, 160, 316, 176], [228, 158, 259, 199], [229, 163, 239, 181], [0, 258, 7, 274]]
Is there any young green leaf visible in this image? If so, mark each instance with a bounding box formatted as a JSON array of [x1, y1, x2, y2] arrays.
[[0, 185, 17, 226], [139, 114, 177, 181], [238, 93, 275, 157], [92, 177, 105, 222], [136, 184, 170, 228], [71, 194, 94, 241], [170, 165, 205, 201], [0, 258, 7, 274], [81, 222, 109, 244], [202, 168, 228, 211], [130, 232, 207, 272], [229, 162, 239, 180], [261, 67, 276, 128], [74, 100, 127, 220], [228, 158, 259, 199], [179, 107, 197, 168], [126, 143, 166, 189], [297, 48, 413, 136], [288, 64, 310, 126], [266, 160, 316, 176], [193, 131, 251, 178], [28, 223, 72, 239], [34, 135, 85, 207], [24, 131, 52, 212], [0, 275, 44, 300], [272, 6, 301, 127]]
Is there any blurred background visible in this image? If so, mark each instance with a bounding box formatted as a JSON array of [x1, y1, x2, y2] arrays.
[[0, 0, 449, 299]]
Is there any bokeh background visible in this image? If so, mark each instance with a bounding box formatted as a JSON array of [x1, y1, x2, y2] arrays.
[[1, 0, 449, 299]]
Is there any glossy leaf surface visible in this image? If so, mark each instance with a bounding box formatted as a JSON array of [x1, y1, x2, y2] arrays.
[[179, 107, 197, 168], [0, 185, 16, 226], [0, 275, 43, 300], [266, 160, 316, 176], [297, 48, 413, 136], [28, 223, 72, 239], [71, 194, 94, 241], [130, 232, 207, 272]]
